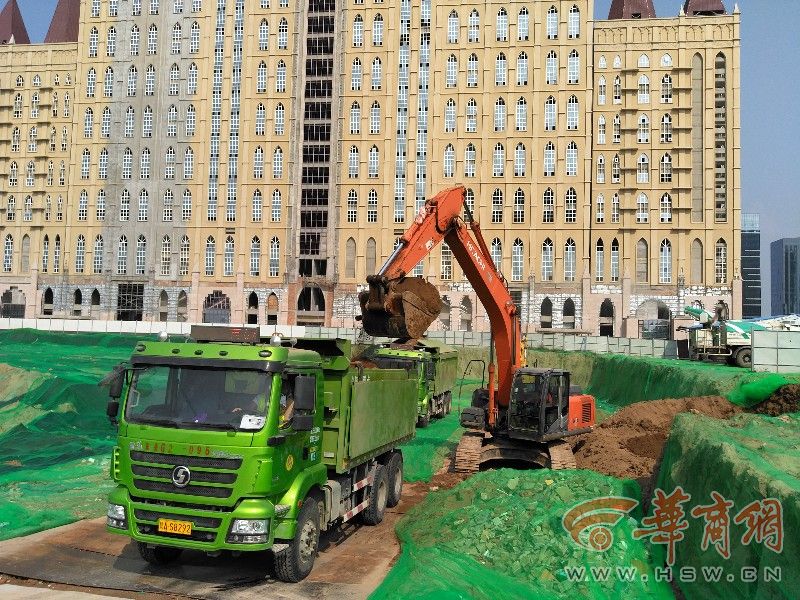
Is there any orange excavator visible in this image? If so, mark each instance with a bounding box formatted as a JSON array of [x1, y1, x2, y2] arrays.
[[358, 186, 595, 472]]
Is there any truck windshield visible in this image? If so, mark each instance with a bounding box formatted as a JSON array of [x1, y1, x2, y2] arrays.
[[126, 366, 271, 432]]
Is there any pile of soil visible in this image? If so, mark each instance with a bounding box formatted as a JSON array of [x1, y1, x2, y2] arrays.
[[750, 383, 800, 416], [574, 396, 742, 500]]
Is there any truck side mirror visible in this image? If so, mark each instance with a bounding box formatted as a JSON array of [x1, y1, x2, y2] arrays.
[[294, 375, 316, 412], [109, 370, 125, 399], [107, 399, 120, 422]]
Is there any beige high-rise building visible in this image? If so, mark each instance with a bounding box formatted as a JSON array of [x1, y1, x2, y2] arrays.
[[0, 0, 741, 339]]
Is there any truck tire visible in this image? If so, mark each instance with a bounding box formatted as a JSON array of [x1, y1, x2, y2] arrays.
[[274, 492, 321, 583], [417, 402, 430, 428], [386, 452, 403, 508], [137, 542, 183, 566], [360, 465, 388, 525], [735, 347, 752, 369]]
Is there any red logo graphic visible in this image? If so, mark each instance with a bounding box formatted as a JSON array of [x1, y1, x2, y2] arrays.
[[562, 496, 639, 551]]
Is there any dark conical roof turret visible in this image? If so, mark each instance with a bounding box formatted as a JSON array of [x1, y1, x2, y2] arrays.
[[683, 0, 726, 16], [608, 0, 656, 19], [0, 0, 30, 45], [45, 0, 80, 44]]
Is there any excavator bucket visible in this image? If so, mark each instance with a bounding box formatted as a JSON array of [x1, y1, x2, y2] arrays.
[[358, 276, 442, 339]]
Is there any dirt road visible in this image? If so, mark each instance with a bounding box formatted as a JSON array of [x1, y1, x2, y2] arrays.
[[0, 482, 431, 600]]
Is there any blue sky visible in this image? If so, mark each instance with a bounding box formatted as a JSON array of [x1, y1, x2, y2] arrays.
[[14, 0, 796, 313]]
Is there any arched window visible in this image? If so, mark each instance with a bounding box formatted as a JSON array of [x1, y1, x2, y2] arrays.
[[466, 98, 478, 132], [464, 143, 476, 177], [495, 52, 507, 86], [637, 154, 650, 183], [513, 189, 525, 223], [542, 188, 556, 223], [348, 146, 359, 178], [171, 22, 182, 54], [597, 155, 605, 183], [447, 11, 459, 44], [638, 114, 650, 143], [161, 235, 172, 276], [162, 189, 173, 221], [541, 298, 553, 328], [613, 76, 622, 102], [596, 194, 605, 223], [276, 60, 286, 92], [565, 188, 577, 223], [278, 18, 288, 49], [257, 61, 267, 92], [547, 5, 558, 39], [638, 75, 650, 103], [444, 98, 456, 132], [223, 236, 234, 276], [541, 239, 554, 281], [568, 5, 580, 38], [544, 96, 556, 130], [661, 75, 673, 103], [367, 190, 378, 223], [595, 239, 605, 282], [191, 21, 200, 52], [598, 76, 607, 105], [659, 239, 672, 284], [353, 14, 363, 47], [567, 95, 579, 130], [368, 145, 379, 177], [715, 239, 727, 284], [518, 7, 529, 40], [345, 238, 356, 278], [346, 190, 358, 223], [491, 189, 503, 223], [205, 236, 215, 275], [250, 237, 261, 276], [275, 103, 285, 135], [660, 154, 673, 183], [147, 24, 158, 54], [494, 97, 506, 131], [2, 235, 12, 272], [352, 58, 362, 91], [566, 142, 578, 176], [371, 57, 382, 90], [490, 238, 502, 271], [637, 193, 649, 223], [611, 238, 620, 282], [440, 243, 453, 281], [372, 14, 384, 46], [269, 237, 280, 277], [446, 54, 458, 88], [544, 140, 556, 177], [351, 103, 362, 135], [258, 19, 269, 51], [612, 154, 621, 183], [179, 236, 190, 275], [138, 189, 149, 221], [135, 235, 147, 275], [546, 51, 557, 84], [253, 146, 264, 178], [467, 53, 478, 87], [516, 97, 527, 131], [514, 143, 526, 177], [251, 189, 263, 222], [638, 53, 650, 68], [182, 189, 192, 221], [496, 8, 508, 41], [468, 9, 480, 42], [370, 101, 381, 134], [691, 239, 704, 284], [443, 144, 455, 178], [511, 239, 524, 281], [272, 189, 282, 221], [492, 143, 504, 177], [568, 50, 579, 84], [517, 52, 528, 86], [661, 114, 673, 143]]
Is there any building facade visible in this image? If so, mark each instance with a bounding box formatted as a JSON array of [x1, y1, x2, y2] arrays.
[[741, 212, 760, 318], [771, 238, 800, 317], [0, 0, 742, 337]]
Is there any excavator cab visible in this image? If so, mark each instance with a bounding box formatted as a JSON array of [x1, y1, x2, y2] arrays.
[[507, 369, 570, 442]]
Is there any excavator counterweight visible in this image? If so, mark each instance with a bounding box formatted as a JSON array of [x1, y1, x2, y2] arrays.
[[358, 275, 442, 339]]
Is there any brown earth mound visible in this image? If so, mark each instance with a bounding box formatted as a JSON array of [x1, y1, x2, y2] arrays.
[[574, 396, 742, 501], [750, 383, 800, 416]]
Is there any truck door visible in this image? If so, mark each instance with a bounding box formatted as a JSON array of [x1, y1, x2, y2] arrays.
[[544, 373, 568, 435], [272, 373, 316, 487]]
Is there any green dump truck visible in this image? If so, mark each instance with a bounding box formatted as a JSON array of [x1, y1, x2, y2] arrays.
[[367, 339, 458, 428], [104, 326, 418, 582]]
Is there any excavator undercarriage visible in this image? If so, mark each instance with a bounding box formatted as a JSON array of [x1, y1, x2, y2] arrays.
[[452, 433, 576, 473]]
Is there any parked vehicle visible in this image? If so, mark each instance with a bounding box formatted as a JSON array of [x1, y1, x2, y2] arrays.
[[104, 326, 418, 582]]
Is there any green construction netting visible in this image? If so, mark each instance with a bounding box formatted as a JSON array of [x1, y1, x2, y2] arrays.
[[527, 349, 798, 410], [0, 329, 144, 541], [654, 412, 799, 600], [370, 469, 674, 600], [400, 378, 480, 483]]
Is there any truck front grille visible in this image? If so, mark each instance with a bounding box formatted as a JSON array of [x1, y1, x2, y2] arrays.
[[131, 464, 236, 484], [134, 509, 222, 529], [130, 450, 242, 470], [133, 479, 233, 498], [129, 450, 239, 500]]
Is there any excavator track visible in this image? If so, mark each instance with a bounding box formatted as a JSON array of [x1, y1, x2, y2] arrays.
[[452, 431, 485, 474], [547, 439, 577, 470]]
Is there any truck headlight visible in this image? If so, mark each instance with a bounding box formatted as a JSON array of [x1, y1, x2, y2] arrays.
[[227, 519, 269, 544], [107, 503, 127, 529]]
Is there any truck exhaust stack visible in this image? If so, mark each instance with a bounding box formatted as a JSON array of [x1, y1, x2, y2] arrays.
[[358, 276, 442, 339]]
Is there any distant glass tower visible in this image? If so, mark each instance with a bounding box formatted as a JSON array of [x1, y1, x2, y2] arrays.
[[741, 214, 761, 318], [771, 238, 800, 316]]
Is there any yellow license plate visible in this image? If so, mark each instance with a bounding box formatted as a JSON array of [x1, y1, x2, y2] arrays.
[[157, 518, 192, 535]]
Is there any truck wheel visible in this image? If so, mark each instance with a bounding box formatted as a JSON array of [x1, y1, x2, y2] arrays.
[[360, 465, 388, 525], [274, 492, 321, 583], [417, 403, 430, 428], [386, 453, 403, 508], [137, 542, 183, 566], [735, 347, 752, 369]]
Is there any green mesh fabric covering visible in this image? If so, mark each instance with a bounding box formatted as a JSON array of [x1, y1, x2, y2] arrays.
[[370, 469, 674, 600], [527, 350, 798, 410], [400, 379, 479, 482], [0, 329, 144, 540], [654, 412, 799, 600]]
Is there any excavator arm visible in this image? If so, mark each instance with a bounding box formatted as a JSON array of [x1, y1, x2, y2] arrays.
[[359, 186, 523, 423]]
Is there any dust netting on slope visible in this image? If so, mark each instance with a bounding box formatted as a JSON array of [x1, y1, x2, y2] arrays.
[[0, 329, 144, 541], [370, 469, 674, 600], [654, 412, 799, 600]]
